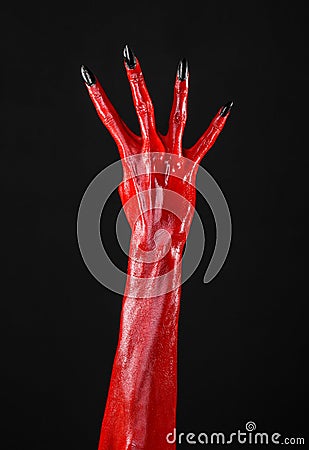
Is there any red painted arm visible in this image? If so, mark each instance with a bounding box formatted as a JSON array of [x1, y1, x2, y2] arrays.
[[81, 45, 232, 449], [99, 243, 182, 449]]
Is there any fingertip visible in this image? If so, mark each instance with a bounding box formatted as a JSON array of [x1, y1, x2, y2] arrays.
[[123, 44, 136, 69], [177, 58, 189, 81], [220, 101, 233, 117], [81, 64, 96, 86]]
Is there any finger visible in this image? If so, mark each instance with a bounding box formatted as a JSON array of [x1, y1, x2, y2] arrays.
[[123, 45, 156, 140], [184, 101, 233, 163], [81, 64, 136, 158], [167, 58, 189, 155]]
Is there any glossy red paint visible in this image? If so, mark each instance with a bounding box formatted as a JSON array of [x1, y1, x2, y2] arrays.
[[82, 52, 231, 449]]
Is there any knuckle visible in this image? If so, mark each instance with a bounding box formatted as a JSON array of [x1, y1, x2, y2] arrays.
[[136, 100, 154, 117], [211, 119, 223, 131], [91, 90, 103, 101], [173, 112, 186, 125], [103, 114, 115, 127], [130, 72, 144, 83], [135, 102, 148, 115]]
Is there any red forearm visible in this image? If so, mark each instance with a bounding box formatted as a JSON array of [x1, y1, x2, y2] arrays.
[[98, 237, 183, 450]]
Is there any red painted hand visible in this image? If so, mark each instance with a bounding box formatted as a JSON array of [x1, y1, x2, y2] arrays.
[[81, 45, 232, 450], [82, 48, 231, 245]]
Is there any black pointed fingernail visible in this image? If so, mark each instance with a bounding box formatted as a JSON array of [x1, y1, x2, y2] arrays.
[[220, 101, 233, 117], [177, 58, 188, 81], [123, 44, 136, 69], [81, 65, 96, 86]]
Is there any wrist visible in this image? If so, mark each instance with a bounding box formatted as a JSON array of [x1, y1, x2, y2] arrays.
[[125, 231, 184, 299]]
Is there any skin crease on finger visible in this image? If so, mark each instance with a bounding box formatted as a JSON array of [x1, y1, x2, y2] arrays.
[[81, 45, 232, 450]]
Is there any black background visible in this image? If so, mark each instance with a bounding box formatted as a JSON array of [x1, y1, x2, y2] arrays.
[[1, 1, 308, 449]]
